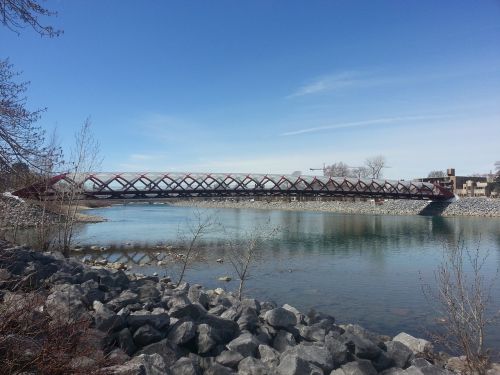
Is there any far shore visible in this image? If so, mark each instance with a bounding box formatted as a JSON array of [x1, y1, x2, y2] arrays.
[[169, 197, 500, 218]]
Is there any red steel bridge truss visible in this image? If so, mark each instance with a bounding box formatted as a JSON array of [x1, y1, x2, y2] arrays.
[[13, 172, 455, 201]]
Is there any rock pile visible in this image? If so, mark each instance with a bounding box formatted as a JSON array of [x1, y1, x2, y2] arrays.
[[173, 197, 500, 217], [0, 195, 59, 229], [0, 242, 497, 374]]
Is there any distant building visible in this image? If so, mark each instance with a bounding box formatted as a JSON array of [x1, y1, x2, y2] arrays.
[[416, 168, 498, 198]]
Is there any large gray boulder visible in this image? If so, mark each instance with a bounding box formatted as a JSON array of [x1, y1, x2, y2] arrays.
[[204, 363, 235, 375], [133, 324, 163, 347], [198, 314, 239, 345], [135, 339, 182, 368], [216, 350, 244, 368], [45, 284, 90, 323], [280, 344, 334, 373], [115, 327, 137, 356], [107, 290, 140, 311], [385, 340, 413, 368], [127, 309, 170, 331], [168, 320, 196, 345], [258, 344, 280, 368], [264, 307, 297, 328], [238, 357, 270, 375], [340, 359, 378, 375], [325, 334, 350, 366], [170, 303, 207, 321], [93, 300, 126, 332], [343, 332, 382, 360], [299, 324, 327, 342], [392, 333, 433, 355], [226, 332, 260, 357], [273, 330, 296, 353], [104, 353, 167, 375], [188, 284, 210, 308], [196, 323, 217, 354], [169, 357, 202, 375], [276, 353, 322, 375]]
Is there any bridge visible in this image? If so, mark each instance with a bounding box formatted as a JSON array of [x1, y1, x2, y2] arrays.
[[13, 172, 455, 201]]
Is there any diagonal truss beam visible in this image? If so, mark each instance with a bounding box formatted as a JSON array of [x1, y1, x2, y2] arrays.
[[13, 172, 456, 201]]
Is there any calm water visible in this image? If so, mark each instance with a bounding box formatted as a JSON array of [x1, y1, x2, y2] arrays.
[[73, 204, 500, 351]]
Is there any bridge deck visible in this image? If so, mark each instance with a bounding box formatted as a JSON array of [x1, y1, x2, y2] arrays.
[[13, 172, 455, 201]]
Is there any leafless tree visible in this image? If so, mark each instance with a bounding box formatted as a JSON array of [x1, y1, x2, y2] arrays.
[[175, 210, 216, 287], [226, 223, 279, 300], [365, 155, 387, 179], [351, 166, 370, 179], [422, 240, 498, 374], [0, 0, 62, 37], [428, 170, 447, 178], [324, 162, 352, 178], [54, 119, 100, 256], [0, 59, 53, 180]]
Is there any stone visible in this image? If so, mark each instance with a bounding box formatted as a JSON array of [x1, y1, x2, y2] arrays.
[[241, 298, 261, 313], [340, 359, 378, 375], [169, 357, 202, 375], [373, 352, 395, 372], [379, 368, 407, 375], [170, 303, 207, 321], [343, 332, 381, 360], [300, 324, 327, 342], [115, 327, 137, 356], [104, 353, 167, 375], [282, 304, 304, 324], [264, 307, 297, 328], [405, 359, 449, 375], [196, 323, 217, 354], [385, 340, 413, 368], [197, 314, 239, 344], [273, 330, 297, 353], [280, 344, 334, 372], [204, 363, 235, 375], [226, 332, 260, 357], [135, 339, 181, 367], [277, 352, 318, 375], [107, 348, 130, 363], [237, 307, 259, 331], [208, 305, 226, 316], [325, 334, 350, 366], [133, 324, 163, 347], [258, 344, 280, 368], [238, 357, 270, 375], [393, 332, 433, 355], [221, 307, 241, 321], [216, 350, 244, 369], [45, 284, 90, 323], [80, 279, 105, 307], [107, 290, 140, 312], [94, 301, 126, 332], [168, 320, 196, 345], [127, 309, 170, 331], [188, 284, 210, 308]]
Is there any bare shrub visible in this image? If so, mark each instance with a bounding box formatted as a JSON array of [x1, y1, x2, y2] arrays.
[[175, 210, 217, 287], [422, 239, 499, 374], [226, 222, 279, 300]]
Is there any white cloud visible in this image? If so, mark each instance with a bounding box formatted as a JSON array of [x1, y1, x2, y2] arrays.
[[281, 114, 448, 136]]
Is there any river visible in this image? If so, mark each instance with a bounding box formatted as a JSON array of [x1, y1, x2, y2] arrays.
[[67, 204, 500, 351]]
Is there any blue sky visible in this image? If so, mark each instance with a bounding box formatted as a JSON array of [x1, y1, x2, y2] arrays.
[[1, 0, 499, 179]]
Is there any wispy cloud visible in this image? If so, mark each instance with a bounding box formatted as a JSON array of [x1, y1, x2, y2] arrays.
[[287, 71, 389, 98], [281, 114, 448, 136]]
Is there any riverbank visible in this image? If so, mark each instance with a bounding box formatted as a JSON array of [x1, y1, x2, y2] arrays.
[[1, 241, 497, 374], [172, 197, 500, 217], [0, 194, 106, 229]]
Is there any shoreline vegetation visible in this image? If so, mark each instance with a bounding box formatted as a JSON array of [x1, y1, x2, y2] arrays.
[[1, 240, 498, 374]]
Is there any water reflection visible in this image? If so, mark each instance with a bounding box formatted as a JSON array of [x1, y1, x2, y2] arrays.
[[3, 204, 500, 352]]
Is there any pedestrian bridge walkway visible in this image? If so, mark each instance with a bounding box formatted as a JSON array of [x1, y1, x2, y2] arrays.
[[13, 172, 455, 201]]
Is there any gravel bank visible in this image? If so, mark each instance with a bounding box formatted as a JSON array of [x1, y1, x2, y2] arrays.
[[2, 241, 495, 374], [172, 197, 500, 217]]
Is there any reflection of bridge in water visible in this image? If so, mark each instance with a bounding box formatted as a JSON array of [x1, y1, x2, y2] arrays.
[[14, 172, 455, 201]]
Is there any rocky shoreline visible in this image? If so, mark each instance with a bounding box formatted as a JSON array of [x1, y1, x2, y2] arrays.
[[172, 197, 500, 218], [1, 241, 498, 374], [0, 195, 105, 230]]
